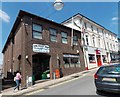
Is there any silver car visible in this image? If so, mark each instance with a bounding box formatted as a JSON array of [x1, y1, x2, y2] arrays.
[[94, 64, 120, 93]]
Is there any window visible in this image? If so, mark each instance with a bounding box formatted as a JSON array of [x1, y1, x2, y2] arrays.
[[85, 35, 89, 45], [32, 23, 42, 39], [97, 28, 99, 33], [98, 38, 101, 47], [88, 54, 96, 63], [49, 28, 57, 42], [91, 25, 93, 31], [110, 43, 112, 49], [107, 42, 109, 50], [63, 54, 80, 68], [102, 55, 107, 63], [61, 32, 67, 44], [84, 22, 87, 29], [92, 37, 95, 47], [73, 36, 78, 45], [63, 57, 70, 68]]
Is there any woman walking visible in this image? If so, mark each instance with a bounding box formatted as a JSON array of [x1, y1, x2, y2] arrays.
[[14, 71, 22, 91]]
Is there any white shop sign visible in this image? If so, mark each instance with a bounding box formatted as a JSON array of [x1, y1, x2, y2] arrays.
[[33, 44, 50, 53]]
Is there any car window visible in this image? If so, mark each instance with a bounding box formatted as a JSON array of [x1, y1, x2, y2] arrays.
[[98, 66, 120, 75]]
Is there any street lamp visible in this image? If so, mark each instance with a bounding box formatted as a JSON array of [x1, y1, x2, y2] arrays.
[[53, 0, 64, 11]]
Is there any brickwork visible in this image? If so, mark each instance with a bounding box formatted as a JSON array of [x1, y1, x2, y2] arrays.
[[2, 10, 85, 86]]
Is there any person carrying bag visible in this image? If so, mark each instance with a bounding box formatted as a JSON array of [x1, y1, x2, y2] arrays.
[[14, 71, 22, 92]]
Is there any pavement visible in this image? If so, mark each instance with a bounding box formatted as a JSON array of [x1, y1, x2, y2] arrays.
[[0, 68, 98, 97]]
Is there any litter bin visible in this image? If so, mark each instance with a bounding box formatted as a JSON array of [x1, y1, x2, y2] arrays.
[[32, 75, 35, 85], [42, 70, 50, 79], [42, 73, 47, 79]]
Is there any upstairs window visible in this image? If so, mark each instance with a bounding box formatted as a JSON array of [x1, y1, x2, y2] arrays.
[[98, 38, 101, 47], [85, 35, 89, 45], [32, 23, 42, 39], [91, 25, 93, 31], [97, 28, 99, 33], [84, 22, 87, 29], [61, 32, 68, 44], [92, 36, 95, 47], [73, 35, 78, 45], [49, 28, 57, 42]]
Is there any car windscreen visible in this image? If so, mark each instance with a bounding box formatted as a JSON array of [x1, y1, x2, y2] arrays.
[[98, 66, 120, 75]]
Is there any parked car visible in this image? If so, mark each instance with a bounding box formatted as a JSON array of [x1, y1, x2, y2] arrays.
[[94, 64, 120, 93]]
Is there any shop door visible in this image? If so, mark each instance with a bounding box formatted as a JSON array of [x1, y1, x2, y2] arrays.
[[96, 55, 102, 66], [32, 54, 50, 81]]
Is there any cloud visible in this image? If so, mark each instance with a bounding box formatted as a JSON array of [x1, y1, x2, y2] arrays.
[[0, 10, 10, 23], [112, 17, 118, 21]]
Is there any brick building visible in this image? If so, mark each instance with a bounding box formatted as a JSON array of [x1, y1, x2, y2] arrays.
[[2, 10, 85, 87]]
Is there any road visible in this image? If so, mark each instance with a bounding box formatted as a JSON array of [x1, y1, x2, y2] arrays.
[[25, 68, 120, 96]]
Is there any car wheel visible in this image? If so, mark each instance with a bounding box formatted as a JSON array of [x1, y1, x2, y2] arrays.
[[96, 89, 102, 94]]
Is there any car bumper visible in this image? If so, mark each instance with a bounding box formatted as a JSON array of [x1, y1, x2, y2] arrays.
[[95, 81, 120, 93]]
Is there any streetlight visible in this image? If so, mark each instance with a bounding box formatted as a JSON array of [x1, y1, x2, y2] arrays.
[[53, 0, 64, 11]]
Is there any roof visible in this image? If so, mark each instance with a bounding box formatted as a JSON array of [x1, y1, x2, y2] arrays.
[[62, 13, 117, 36], [2, 10, 80, 53]]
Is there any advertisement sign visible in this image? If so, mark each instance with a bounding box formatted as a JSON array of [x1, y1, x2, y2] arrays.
[[33, 44, 50, 53]]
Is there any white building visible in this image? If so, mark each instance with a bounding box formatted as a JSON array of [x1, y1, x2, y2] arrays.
[[62, 13, 119, 69]]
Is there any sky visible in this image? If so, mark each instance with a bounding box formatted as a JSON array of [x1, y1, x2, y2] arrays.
[[0, 1, 119, 64]]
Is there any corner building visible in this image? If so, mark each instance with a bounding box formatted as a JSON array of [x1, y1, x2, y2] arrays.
[[2, 10, 85, 87]]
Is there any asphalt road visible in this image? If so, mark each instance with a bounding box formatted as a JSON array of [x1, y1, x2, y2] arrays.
[[26, 68, 120, 96]]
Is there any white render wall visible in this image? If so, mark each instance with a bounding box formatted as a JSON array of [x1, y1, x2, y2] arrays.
[[62, 14, 119, 69], [62, 15, 119, 53]]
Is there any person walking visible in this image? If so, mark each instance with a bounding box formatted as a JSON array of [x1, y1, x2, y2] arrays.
[[14, 71, 22, 92]]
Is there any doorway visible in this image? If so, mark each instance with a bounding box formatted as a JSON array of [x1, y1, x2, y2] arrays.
[[96, 55, 102, 66], [32, 54, 50, 81]]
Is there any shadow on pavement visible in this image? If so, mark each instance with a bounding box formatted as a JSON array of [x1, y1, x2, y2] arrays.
[[96, 90, 120, 97], [2, 78, 15, 90]]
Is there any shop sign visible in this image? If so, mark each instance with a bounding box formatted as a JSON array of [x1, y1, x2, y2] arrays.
[[63, 54, 79, 58], [33, 44, 50, 53], [96, 49, 101, 55]]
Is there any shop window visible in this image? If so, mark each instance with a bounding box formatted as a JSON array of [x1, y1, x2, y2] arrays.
[[88, 54, 96, 63], [73, 36, 78, 46], [102, 55, 107, 63], [61, 32, 68, 44], [32, 23, 42, 39], [71, 58, 80, 67], [49, 28, 57, 42], [63, 54, 80, 68], [63, 57, 70, 68]]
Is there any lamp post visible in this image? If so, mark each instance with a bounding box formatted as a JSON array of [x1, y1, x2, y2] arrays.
[[53, 0, 64, 11]]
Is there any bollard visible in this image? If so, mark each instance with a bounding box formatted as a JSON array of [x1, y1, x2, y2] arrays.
[[53, 72, 56, 80]]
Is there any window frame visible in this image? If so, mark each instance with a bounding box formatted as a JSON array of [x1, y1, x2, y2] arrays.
[[49, 28, 57, 42], [32, 23, 43, 39], [73, 35, 78, 46], [61, 32, 68, 44]]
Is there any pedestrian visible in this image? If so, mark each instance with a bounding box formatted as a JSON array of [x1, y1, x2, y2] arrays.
[[14, 71, 22, 92]]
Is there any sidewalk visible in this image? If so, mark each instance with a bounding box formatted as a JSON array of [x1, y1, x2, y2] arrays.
[[0, 68, 98, 96]]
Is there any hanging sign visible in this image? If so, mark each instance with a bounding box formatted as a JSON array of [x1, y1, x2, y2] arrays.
[[33, 44, 50, 53]]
